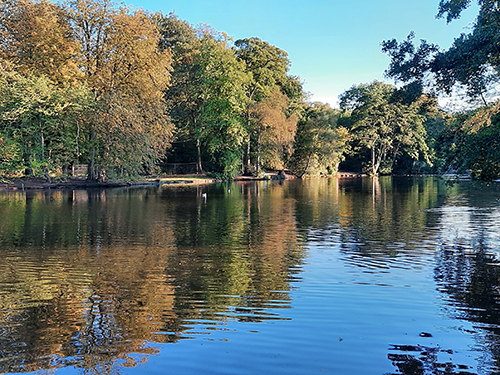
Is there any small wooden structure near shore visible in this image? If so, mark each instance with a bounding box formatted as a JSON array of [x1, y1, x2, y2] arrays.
[[337, 172, 361, 178], [72, 164, 88, 177]]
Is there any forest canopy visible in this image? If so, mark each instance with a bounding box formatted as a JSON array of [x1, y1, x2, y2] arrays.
[[0, 0, 498, 180]]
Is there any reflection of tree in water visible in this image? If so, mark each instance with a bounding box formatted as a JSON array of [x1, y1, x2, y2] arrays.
[[291, 177, 476, 374], [433, 240, 500, 373], [163, 181, 304, 323], [0, 242, 174, 373], [387, 182, 500, 374], [0, 184, 305, 373], [386, 240, 498, 374], [341, 177, 444, 254], [432, 182, 500, 372], [0, 189, 182, 373], [300, 177, 445, 265], [385, 344, 474, 375]]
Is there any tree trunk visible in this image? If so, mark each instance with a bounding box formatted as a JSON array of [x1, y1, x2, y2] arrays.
[[256, 130, 261, 174], [39, 130, 45, 160], [480, 91, 487, 106], [298, 152, 313, 179], [87, 129, 97, 181], [390, 142, 401, 172], [371, 146, 377, 175], [87, 161, 95, 180], [88, 147, 96, 181], [372, 143, 384, 176], [196, 138, 203, 174], [43, 167, 51, 182], [334, 161, 340, 174], [192, 115, 203, 174], [372, 143, 388, 175], [75, 120, 80, 164], [245, 132, 252, 175], [244, 99, 254, 175]]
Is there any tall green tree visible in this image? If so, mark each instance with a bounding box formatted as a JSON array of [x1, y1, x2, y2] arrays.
[[234, 37, 297, 173], [191, 35, 249, 178], [464, 124, 500, 180], [290, 102, 350, 178], [447, 102, 500, 179], [382, 0, 500, 104], [340, 82, 431, 175], [155, 12, 204, 171], [0, 61, 92, 178], [382, 0, 500, 180]]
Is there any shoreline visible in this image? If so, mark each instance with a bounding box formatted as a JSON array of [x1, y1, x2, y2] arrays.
[[0, 171, 299, 191], [0, 176, 218, 191], [2, 172, 435, 191]]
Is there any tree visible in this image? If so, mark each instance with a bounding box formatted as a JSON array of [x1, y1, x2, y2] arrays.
[[0, 135, 22, 177], [191, 35, 249, 178], [381, 0, 500, 104], [249, 87, 298, 171], [0, 61, 92, 179], [448, 101, 500, 179], [0, 0, 82, 86], [234, 37, 295, 173], [382, 1, 500, 180], [155, 12, 204, 172], [290, 102, 350, 178], [340, 82, 431, 175], [465, 121, 500, 179], [65, 0, 173, 178], [154, 12, 199, 63]]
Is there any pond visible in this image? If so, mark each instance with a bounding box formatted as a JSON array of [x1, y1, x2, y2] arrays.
[[0, 177, 500, 374]]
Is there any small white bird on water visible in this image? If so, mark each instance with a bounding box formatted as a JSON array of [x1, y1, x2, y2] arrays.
[[202, 192, 207, 201]]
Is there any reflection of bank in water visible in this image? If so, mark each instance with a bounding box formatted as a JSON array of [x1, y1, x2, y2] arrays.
[[387, 343, 475, 374], [0, 183, 305, 373], [4, 178, 495, 374]]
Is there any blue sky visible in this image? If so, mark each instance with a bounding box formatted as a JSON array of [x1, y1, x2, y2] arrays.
[[129, 0, 478, 107]]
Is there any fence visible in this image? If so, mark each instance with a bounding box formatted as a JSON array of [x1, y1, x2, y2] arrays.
[[71, 163, 200, 177]]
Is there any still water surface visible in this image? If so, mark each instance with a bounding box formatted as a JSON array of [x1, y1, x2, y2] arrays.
[[0, 177, 500, 374]]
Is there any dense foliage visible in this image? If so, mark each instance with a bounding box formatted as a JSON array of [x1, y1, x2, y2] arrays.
[[0, 0, 498, 180], [381, 0, 500, 180], [339, 82, 432, 175]]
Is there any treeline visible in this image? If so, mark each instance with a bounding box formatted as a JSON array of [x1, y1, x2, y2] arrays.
[[0, 0, 498, 180]]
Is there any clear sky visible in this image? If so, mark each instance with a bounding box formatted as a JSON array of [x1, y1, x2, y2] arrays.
[[128, 0, 478, 107]]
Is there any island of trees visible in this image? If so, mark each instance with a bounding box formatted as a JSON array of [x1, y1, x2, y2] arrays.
[[0, 0, 499, 181]]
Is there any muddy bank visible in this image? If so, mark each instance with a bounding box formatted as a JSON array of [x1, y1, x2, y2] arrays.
[[0, 177, 216, 191]]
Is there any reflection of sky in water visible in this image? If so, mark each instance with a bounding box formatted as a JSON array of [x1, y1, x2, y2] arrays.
[[434, 194, 500, 254]]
